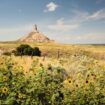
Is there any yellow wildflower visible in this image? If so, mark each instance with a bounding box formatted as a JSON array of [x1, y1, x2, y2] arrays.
[[2, 87, 8, 94], [68, 79, 72, 84], [85, 80, 90, 85]]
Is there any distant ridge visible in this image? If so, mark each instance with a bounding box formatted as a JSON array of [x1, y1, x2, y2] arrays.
[[18, 25, 54, 43]]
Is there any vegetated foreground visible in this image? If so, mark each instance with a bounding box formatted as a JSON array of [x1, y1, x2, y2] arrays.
[[0, 43, 105, 105]]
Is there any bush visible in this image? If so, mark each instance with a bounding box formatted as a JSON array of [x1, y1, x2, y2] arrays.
[[3, 52, 11, 56], [16, 44, 31, 55], [14, 44, 41, 56], [32, 47, 41, 56]]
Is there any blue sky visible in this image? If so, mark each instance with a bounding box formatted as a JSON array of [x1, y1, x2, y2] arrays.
[[0, 0, 105, 43]]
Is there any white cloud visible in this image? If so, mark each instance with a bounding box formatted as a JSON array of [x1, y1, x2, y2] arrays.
[[70, 10, 89, 23], [87, 9, 105, 20], [48, 18, 79, 31], [47, 8, 105, 43], [44, 2, 58, 12], [71, 9, 105, 23], [47, 9, 105, 32]]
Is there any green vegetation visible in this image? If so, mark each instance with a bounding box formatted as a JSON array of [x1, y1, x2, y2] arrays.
[[0, 54, 105, 105], [14, 44, 41, 56], [3, 52, 11, 56], [0, 42, 105, 104]]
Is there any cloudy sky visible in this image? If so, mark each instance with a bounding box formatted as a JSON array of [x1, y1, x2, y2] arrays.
[[0, 0, 105, 44]]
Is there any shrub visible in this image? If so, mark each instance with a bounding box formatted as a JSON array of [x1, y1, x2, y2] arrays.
[[16, 44, 31, 55], [14, 44, 41, 56], [3, 52, 11, 56], [32, 47, 41, 56]]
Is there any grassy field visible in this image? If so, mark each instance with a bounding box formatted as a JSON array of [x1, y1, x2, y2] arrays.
[[0, 42, 105, 59], [0, 42, 105, 104]]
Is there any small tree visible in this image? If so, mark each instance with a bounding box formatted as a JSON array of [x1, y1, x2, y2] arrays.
[[16, 44, 31, 56], [14, 44, 41, 56]]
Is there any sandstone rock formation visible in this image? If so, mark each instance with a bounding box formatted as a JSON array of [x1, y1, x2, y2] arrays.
[[18, 25, 54, 43]]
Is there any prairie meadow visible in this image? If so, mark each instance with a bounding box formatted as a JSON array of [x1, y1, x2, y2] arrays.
[[0, 43, 105, 105]]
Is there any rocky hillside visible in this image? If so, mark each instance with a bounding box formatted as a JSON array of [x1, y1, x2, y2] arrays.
[[18, 25, 54, 43]]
